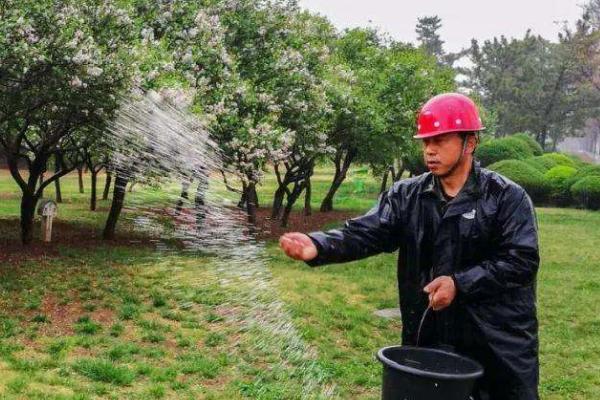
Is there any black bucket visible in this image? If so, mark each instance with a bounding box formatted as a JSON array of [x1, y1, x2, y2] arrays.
[[377, 345, 484, 400]]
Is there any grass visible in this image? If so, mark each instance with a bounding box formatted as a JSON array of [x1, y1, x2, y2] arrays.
[[0, 166, 599, 398]]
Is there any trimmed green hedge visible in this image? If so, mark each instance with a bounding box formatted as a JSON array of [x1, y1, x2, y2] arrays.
[[544, 166, 577, 206], [525, 153, 577, 173], [565, 153, 589, 169], [476, 137, 534, 167], [571, 176, 600, 210], [487, 159, 550, 203], [577, 164, 600, 178], [512, 133, 543, 156], [563, 164, 600, 197]]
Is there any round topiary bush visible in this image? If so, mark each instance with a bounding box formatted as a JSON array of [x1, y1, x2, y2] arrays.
[[512, 133, 544, 156], [562, 164, 600, 197], [544, 165, 577, 206], [564, 153, 589, 169], [570, 176, 600, 210], [487, 159, 551, 204], [576, 164, 600, 178], [476, 137, 534, 167], [539, 153, 576, 168], [523, 157, 552, 173], [524, 153, 576, 173]]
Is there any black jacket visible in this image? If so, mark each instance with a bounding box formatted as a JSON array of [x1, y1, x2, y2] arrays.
[[306, 161, 540, 400]]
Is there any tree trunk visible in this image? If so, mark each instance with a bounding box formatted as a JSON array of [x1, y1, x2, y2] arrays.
[[304, 177, 312, 216], [90, 170, 98, 211], [102, 170, 112, 200], [281, 182, 305, 228], [271, 185, 286, 219], [320, 177, 344, 212], [78, 167, 84, 193], [238, 181, 248, 209], [20, 191, 39, 245], [320, 149, 355, 212], [540, 129, 548, 152], [246, 182, 258, 224], [54, 155, 62, 203], [38, 173, 45, 198], [380, 168, 390, 194], [175, 179, 192, 215], [195, 177, 207, 230], [103, 173, 129, 240]]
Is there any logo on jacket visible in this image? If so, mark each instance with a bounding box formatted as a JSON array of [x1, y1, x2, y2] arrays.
[[462, 209, 476, 219]]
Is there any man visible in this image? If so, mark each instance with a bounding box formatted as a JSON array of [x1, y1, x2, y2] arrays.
[[279, 93, 540, 400]]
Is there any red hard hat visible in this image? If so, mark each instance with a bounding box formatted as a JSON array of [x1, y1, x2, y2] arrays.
[[414, 93, 485, 139]]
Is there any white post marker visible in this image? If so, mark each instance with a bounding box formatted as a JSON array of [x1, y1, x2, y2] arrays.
[[37, 200, 58, 242]]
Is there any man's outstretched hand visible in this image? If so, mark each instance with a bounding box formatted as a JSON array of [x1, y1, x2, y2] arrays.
[[279, 232, 318, 262], [423, 276, 457, 311]]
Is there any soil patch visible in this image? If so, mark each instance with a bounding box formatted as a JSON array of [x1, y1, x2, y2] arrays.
[[0, 219, 153, 264]]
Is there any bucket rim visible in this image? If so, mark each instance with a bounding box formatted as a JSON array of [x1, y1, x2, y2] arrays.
[[376, 345, 484, 381]]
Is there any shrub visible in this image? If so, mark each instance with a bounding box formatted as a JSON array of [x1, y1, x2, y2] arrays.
[[476, 136, 533, 167], [487, 159, 551, 203], [571, 176, 600, 210], [525, 153, 576, 173], [577, 164, 600, 178], [512, 133, 543, 156], [544, 166, 577, 206], [562, 164, 600, 199], [538, 153, 576, 168], [564, 153, 589, 169]]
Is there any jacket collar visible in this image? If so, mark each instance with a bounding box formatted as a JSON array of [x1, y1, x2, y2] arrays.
[[419, 159, 482, 201]]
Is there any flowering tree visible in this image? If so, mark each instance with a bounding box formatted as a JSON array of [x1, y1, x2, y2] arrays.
[[160, 0, 331, 225], [265, 11, 336, 225], [0, 0, 134, 244]]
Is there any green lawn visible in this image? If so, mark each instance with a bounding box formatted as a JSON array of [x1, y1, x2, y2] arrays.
[[0, 167, 599, 399]]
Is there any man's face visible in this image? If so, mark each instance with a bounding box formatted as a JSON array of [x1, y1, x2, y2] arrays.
[[421, 132, 467, 176]]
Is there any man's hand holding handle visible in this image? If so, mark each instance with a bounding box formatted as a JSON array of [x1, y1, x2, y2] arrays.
[[424, 276, 457, 311]]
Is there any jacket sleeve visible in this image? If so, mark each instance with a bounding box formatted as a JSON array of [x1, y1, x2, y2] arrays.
[[452, 185, 540, 299], [305, 184, 403, 267]]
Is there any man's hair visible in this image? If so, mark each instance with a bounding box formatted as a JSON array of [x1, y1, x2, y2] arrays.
[[459, 131, 480, 152]]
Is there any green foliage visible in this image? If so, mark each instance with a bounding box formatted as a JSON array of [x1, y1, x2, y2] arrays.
[[563, 164, 600, 198], [467, 32, 591, 147], [577, 164, 600, 178], [544, 166, 578, 205], [539, 153, 576, 168], [571, 176, 600, 210], [512, 133, 544, 156], [564, 154, 590, 169], [402, 142, 427, 176], [476, 136, 534, 166], [525, 153, 577, 173], [487, 159, 550, 203]]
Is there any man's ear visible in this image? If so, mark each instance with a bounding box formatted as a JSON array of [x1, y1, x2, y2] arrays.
[[466, 133, 478, 155]]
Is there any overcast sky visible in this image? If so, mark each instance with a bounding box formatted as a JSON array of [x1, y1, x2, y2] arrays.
[[299, 0, 585, 53]]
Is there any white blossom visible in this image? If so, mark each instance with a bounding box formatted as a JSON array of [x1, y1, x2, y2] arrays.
[[70, 76, 83, 87], [87, 66, 103, 77]]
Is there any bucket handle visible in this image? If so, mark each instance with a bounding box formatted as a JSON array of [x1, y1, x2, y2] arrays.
[[416, 305, 432, 347]]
